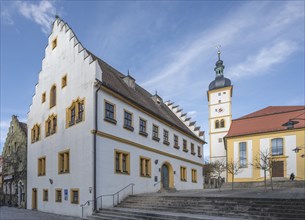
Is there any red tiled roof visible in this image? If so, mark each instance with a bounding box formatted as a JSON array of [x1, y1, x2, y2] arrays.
[[225, 106, 305, 138]]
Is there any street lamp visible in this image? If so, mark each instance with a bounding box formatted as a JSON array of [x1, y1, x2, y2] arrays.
[[282, 117, 305, 157], [291, 145, 305, 158]]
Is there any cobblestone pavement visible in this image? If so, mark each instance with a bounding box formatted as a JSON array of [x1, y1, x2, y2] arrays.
[[0, 207, 82, 220]]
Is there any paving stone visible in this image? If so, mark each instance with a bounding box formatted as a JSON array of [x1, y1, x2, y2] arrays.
[[0, 207, 82, 220]]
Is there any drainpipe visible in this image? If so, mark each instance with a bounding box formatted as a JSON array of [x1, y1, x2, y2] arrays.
[[93, 82, 100, 212], [224, 137, 228, 182]]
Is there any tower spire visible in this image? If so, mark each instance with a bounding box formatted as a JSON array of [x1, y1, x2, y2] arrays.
[[208, 45, 231, 90], [217, 45, 221, 61]]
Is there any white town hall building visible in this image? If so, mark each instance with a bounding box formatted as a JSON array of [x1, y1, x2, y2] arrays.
[[27, 17, 205, 217]]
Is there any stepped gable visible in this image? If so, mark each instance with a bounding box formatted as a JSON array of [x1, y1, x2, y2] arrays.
[[32, 17, 204, 143], [226, 106, 305, 138], [86, 53, 204, 143], [29, 17, 98, 112], [164, 101, 205, 139]]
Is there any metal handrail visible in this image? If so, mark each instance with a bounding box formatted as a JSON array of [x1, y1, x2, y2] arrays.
[[154, 180, 162, 186], [80, 183, 135, 218]]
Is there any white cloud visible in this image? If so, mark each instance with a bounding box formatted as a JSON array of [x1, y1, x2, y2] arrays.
[[187, 111, 197, 118], [16, 0, 57, 34], [228, 40, 298, 79], [1, 8, 14, 25]]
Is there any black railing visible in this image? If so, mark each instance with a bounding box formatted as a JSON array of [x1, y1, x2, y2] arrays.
[[80, 183, 135, 218], [154, 180, 162, 186]]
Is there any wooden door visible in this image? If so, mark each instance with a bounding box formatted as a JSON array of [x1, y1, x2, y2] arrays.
[[32, 188, 37, 210], [161, 164, 169, 189], [272, 161, 284, 177]]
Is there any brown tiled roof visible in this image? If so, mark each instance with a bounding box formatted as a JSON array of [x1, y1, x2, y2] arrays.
[[238, 106, 305, 119], [88, 51, 204, 143], [225, 106, 305, 138]]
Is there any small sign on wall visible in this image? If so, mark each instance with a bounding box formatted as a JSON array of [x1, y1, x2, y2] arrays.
[[64, 189, 68, 201]]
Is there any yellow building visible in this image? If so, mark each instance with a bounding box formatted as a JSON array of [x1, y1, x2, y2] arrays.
[[224, 106, 305, 182]]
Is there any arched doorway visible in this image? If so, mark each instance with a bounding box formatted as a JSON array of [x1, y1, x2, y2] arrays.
[[18, 181, 24, 207], [160, 162, 174, 189], [161, 164, 169, 189]]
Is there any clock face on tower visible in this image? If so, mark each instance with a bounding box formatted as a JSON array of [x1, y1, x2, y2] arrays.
[[215, 107, 224, 113]]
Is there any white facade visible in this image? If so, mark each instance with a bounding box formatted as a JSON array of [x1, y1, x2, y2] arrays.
[[27, 18, 205, 218], [233, 140, 253, 179], [208, 86, 232, 165], [259, 135, 297, 179]]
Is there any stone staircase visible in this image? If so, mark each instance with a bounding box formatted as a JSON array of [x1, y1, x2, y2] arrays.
[[221, 180, 305, 189], [89, 194, 305, 219]]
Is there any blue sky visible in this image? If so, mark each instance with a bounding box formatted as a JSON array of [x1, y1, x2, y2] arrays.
[[1, 1, 304, 160]]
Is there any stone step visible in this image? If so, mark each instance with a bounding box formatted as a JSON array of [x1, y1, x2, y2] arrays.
[[124, 198, 305, 205], [97, 209, 172, 220], [121, 200, 305, 211], [118, 204, 305, 219], [91, 212, 138, 220], [128, 195, 305, 203], [95, 208, 240, 220]]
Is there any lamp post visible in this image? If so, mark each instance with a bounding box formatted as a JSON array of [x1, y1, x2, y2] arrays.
[[282, 117, 305, 158]]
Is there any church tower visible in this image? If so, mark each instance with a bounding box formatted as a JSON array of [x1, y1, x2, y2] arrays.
[[207, 49, 233, 173]]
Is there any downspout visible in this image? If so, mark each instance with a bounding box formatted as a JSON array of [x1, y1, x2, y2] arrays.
[[224, 137, 228, 182], [93, 81, 100, 212]]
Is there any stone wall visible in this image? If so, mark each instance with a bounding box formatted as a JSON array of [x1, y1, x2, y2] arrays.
[[1, 115, 27, 208]]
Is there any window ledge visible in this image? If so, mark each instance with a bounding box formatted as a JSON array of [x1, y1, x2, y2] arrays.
[[123, 125, 134, 132], [116, 171, 130, 175], [192, 181, 197, 183], [76, 118, 83, 124], [163, 141, 170, 146], [140, 174, 151, 178], [152, 136, 160, 142], [139, 131, 148, 137], [191, 152, 196, 155], [271, 155, 287, 159], [174, 145, 180, 149], [104, 117, 117, 125], [69, 121, 75, 127], [183, 148, 189, 153], [58, 171, 70, 175], [198, 155, 202, 158], [181, 179, 187, 182]]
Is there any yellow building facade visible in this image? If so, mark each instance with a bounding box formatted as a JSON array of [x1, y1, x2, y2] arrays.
[[224, 106, 305, 182]]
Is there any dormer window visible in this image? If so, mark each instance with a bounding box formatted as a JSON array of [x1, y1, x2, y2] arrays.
[[123, 71, 135, 89], [151, 92, 163, 105]]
